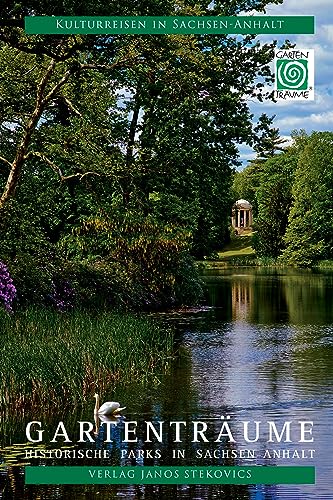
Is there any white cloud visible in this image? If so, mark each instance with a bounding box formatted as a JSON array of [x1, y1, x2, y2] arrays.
[[276, 109, 333, 130], [322, 24, 333, 43], [266, 0, 333, 22], [248, 0, 333, 136], [281, 134, 293, 145], [250, 86, 333, 136], [285, 0, 332, 7], [237, 144, 256, 168], [237, 0, 333, 164]]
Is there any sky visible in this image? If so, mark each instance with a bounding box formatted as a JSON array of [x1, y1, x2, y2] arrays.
[[238, 0, 333, 167]]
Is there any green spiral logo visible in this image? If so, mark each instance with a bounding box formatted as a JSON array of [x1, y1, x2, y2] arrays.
[[277, 60, 308, 90]]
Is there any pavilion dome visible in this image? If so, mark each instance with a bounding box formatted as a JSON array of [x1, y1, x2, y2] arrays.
[[233, 199, 252, 209]]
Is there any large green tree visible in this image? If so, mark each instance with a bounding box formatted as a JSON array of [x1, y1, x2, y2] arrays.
[[281, 132, 333, 266], [232, 115, 287, 217], [253, 150, 298, 257], [1, 0, 283, 216], [251, 131, 309, 258], [0, 0, 288, 306], [253, 113, 287, 161]]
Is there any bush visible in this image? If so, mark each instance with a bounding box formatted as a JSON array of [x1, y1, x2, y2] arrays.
[[0, 261, 16, 313], [0, 200, 203, 310], [60, 213, 204, 309]]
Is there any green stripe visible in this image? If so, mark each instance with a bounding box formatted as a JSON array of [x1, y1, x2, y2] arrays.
[[25, 466, 316, 484], [25, 16, 315, 35]]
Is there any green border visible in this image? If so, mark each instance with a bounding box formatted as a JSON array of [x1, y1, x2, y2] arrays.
[[25, 465, 316, 485], [25, 16, 315, 34]]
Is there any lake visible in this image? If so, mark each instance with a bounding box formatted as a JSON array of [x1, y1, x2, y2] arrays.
[[1, 268, 332, 499]]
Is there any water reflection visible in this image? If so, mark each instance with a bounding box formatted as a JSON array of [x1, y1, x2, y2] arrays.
[[204, 267, 333, 325], [231, 278, 254, 321], [0, 268, 332, 499], [186, 268, 333, 499]]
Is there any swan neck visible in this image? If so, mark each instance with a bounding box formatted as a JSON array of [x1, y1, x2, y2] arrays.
[[94, 394, 99, 413]]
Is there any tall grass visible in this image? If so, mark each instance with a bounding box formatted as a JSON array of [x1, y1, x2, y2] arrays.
[[0, 307, 174, 411]]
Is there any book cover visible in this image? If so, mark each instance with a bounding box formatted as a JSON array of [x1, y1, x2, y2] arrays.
[[0, 1, 332, 499]]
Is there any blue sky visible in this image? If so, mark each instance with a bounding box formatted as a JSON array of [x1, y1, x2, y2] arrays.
[[238, 0, 333, 167]]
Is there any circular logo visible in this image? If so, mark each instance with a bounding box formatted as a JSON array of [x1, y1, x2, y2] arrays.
[[277, 60, 308, 90]]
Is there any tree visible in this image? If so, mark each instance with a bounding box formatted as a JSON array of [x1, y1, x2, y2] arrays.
[[253, 113, 287, 161], [0, 0, 290, 306], [232, 115, 287, 217], [1, 1, 285, 215], [253, 150, 298, 257], [232, 164, 260, 215], [115, 17, 285, 256], [281, 132, 333, 266], [0, 38, 139, 209]]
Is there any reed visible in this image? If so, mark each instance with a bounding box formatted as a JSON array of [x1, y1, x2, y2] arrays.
[[0, 307, 174, 411]]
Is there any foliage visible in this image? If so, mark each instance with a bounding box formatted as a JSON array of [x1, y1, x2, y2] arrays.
[[49, 279, 75, 311], [232, 163, 261, 214], [253, 113, 287, 161], [0, 198, 59, 305], [61, 212, 204, 308], [250, 130, 332, 267], [281, 132, 333, 266], [232, 114, 287, 216], [316, 260, 333, 270], [0, 0, 289, 307], [253, 151, 298, 257]]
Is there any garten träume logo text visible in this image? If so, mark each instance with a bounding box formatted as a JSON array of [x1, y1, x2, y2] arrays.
[[275, 49, 314, 100]]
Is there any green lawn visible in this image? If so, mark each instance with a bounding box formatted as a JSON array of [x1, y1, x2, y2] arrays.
[[217, 234, 255, 261]]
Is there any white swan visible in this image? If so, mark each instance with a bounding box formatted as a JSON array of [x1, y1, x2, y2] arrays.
[[94, 393, 126, 415]]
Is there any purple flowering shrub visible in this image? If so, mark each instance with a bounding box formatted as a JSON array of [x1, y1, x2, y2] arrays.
[[0, 261, 17, 313], [50, 280, 75, 311]]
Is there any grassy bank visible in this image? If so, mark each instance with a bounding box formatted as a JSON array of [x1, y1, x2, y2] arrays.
[[203, 234, 333, 270], [217, 234, 255, 262], [0, 307, 173, 411], [198, 234, 258, 267]]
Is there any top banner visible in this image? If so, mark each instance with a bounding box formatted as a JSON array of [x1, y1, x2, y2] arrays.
[[24, 16, 315, 35]]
